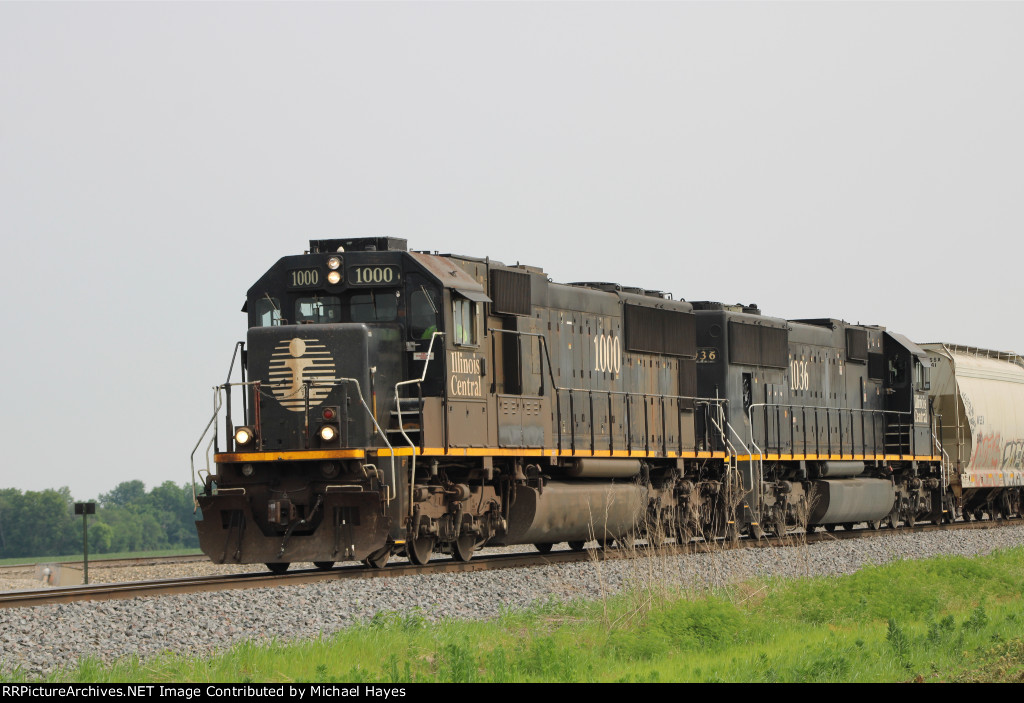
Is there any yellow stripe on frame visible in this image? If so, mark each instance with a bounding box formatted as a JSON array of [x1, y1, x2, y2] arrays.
[[215, 449, 367, 463], [218, 447, 940, 465]]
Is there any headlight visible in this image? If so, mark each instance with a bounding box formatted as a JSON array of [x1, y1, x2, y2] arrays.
[[234, 427, 254, 445], [319, 425, 337, 442], [327, 256, 342, 270], [241, 464, 255, 477], [327, 270, 341, 285]]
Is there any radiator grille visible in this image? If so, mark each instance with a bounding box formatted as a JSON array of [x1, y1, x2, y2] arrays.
[[846, 328, 868, 363], [490, 269, 531, 316], [728, 321, 788, 368], [624, 305, 696, 357]]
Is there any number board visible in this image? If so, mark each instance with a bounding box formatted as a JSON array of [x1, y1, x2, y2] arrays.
[[288, 269, 322, 288], [348, 265, 401, 286], [696, 347, 719, 364]]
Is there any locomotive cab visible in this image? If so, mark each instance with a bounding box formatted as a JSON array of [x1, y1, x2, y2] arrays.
[[196, 237, 509, 569]]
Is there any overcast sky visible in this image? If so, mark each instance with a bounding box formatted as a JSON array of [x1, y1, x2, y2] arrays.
[[2, 2, 1022, 498]]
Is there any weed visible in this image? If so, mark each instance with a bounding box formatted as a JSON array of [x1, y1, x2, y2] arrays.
[[437, 640, 476, 683], [886, 618, 910, 664], [964, 604, 989, 632]]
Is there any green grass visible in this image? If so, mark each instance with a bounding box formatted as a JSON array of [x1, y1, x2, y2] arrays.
[[0, 548, 203, 566], [5, 548, 1024, 683]]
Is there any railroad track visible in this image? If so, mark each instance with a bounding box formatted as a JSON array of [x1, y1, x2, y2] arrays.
[[0, 553, 206, 574], [0, 553, 208, 583], [2, 518, 1020, 610]]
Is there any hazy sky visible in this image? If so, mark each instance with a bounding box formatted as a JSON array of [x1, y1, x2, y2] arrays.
[[2, 2, 1022, 498]]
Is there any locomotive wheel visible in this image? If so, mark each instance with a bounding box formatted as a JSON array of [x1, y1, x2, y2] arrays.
[[452, 534, 476, 562], [867, 521, 880, 531], [313, 561, 335, 571], [534, 542, 554, 554], [773, 515, 787, 537], [408, 535, 436, 565], [363, 546, 391, 569], [825, 524, 836, 533], [1000, 495, 1014, 519], [568, 540, 586, 552], [843, 523, 855, 532], [265, 562, 289, 574], [597, 538, 614, 549], [726, 523, 740, 544]]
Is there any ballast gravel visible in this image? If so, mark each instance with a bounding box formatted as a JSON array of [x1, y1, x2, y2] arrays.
[[2, 525, 1023, 678]]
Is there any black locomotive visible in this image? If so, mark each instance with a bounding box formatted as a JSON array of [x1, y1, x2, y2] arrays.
[[192, 237, 1020, 571]]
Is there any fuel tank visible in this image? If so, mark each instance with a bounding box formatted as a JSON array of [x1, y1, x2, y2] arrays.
[[498, 481, 648, 545], [807, 478, 896, 525]]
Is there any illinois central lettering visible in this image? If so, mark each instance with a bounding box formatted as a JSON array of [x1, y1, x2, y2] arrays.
[[449, 351, 483, 397], [450, 352, 481, 375]]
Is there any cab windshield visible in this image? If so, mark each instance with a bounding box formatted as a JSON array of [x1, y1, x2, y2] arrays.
[[296, 296, 341, 324], [350, 290, 399, 322]]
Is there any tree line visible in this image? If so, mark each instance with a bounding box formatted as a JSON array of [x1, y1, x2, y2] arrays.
[[0, 480, 200, 559]]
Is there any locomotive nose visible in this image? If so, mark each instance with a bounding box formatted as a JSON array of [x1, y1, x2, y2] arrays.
[[246, 323, 401, 449]]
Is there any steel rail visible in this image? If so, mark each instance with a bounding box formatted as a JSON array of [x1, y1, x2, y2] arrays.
[[2, 518, 1021, 610], [0, 553, 207, 574]]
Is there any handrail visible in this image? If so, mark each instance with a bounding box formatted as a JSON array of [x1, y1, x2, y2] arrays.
[[933, 429, 952, 491], [693, 399, 731, 455], [190, 387, 223, 512], [306, 376, 398, 505], [555, 386, 728, 456], [734, 404, 764, 510], [483, 328, 732, 461], [212, 376, 399, 504], [485, 327, 559, 398], [395, 331, 444, 517], [709, 403, 754, 495], [747, 401, 918, 457], [223, 342, 246, 452], [704, 403, 755, 527]]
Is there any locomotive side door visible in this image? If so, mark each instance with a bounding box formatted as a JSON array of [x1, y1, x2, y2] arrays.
[[445, 290, 492, 448], [405, 274, 444, 395]]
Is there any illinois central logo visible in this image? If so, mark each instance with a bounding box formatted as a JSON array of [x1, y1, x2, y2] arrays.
[[267, 338, 338, 412]]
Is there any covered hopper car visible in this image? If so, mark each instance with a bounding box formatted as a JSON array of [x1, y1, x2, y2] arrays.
[[190, 238, 1022, 570]]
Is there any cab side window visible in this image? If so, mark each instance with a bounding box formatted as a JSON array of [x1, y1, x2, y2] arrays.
[[255, 297, 283, 327], [453, 298, 477, 346], [888, 357, 906, 386], [914, 360, 931, 391], [410, 289, 440, 339]]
